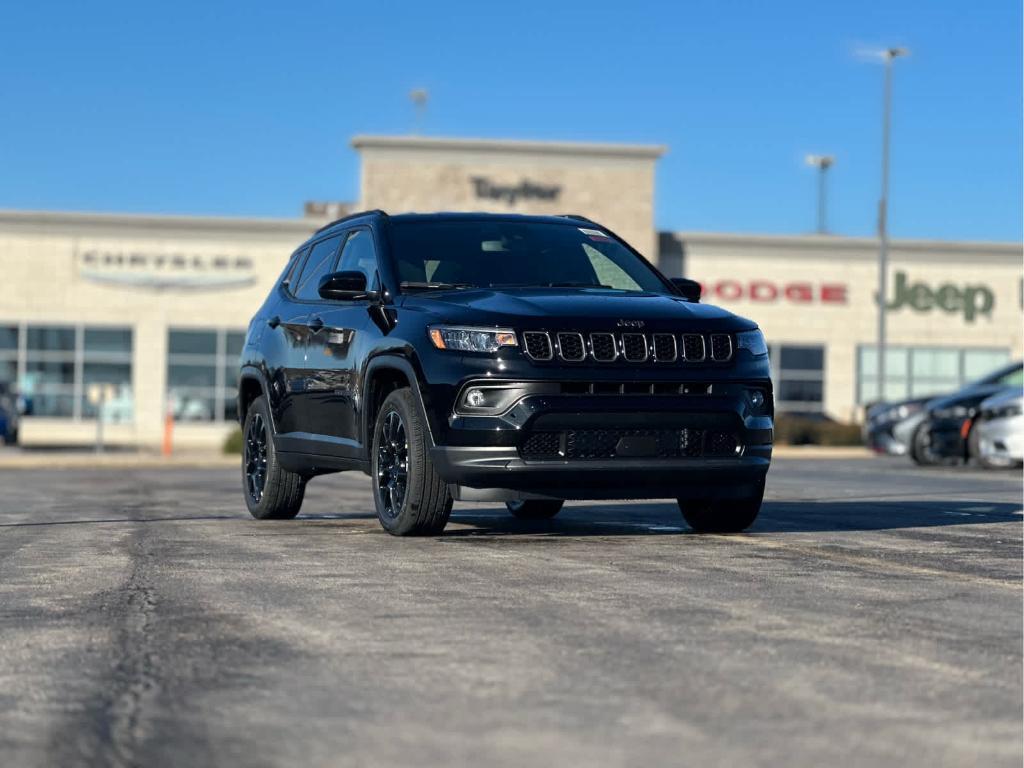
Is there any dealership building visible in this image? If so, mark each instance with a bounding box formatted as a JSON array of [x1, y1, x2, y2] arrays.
[[0, 135, 1020, 448]]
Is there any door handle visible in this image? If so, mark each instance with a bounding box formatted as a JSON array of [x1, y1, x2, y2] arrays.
[[267, 315, 280, 329], [307, 316, 324, 332]]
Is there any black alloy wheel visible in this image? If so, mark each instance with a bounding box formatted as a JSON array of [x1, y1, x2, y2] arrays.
[[244, 411, 269, 504], [241, 395, 305, 520], [376, 409, 409, 521]]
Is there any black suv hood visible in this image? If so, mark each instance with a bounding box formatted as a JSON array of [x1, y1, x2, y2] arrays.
[[399, 288, 756, 331]]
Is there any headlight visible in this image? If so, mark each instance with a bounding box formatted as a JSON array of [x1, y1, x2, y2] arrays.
[[428, 326, 518, 353], [736, 329, 768, 356], [988, 404, 1023, 419], [933, 405, 970, 420]]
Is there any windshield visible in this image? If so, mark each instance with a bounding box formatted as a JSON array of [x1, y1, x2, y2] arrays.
[[388, 220, 668, 293], [974, 362, 1023, 388]]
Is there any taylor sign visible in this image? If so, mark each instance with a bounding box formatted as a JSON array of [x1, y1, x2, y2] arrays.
[[471, 177, 561, 205]]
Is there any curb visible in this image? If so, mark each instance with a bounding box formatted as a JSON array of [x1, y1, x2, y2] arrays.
[[0, 453, 241, 470], [0, 446, 876, 469], [771, 445, 874, 459]]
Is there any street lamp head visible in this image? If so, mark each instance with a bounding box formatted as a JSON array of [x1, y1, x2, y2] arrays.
[[805, 154, 835, 169]]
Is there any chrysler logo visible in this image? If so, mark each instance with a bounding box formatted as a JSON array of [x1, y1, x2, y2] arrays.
[[616, 319, 645, 328]]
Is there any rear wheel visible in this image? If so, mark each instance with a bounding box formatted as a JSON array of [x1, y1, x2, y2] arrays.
[[506, 499, 563, 519], [242, 396, 305, 519], [678, 482, 763, 533], [372, 388, 452, 536]]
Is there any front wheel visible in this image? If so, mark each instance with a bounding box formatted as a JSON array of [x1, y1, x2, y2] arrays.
[[678, 482, 764, 533], [372, 388, 452, 536], [506, 499, 563, 519]]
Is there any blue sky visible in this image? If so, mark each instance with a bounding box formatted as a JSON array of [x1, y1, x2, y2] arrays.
[[0, 0, 1020, 241]]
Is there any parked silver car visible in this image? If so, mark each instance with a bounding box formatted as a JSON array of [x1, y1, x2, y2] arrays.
[[969, 388, 1024, 468]]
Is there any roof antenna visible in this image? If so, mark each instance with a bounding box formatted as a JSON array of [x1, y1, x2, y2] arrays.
[[409, 88, 428, 135]]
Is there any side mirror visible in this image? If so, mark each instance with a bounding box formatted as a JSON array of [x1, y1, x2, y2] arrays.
[[671, 277, 702, 302], [318, 270, 376, 301]]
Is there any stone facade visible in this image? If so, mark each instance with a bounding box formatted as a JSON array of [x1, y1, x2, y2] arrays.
[[353, 136, 664, 261]]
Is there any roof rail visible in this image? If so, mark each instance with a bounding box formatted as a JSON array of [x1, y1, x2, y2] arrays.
[[560, 214, 598, 225], [314, 209, 387, 234]]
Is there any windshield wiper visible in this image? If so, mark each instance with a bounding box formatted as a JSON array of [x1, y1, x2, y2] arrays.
[[488, 282, 613, 289], [400, 281, 476, 291]]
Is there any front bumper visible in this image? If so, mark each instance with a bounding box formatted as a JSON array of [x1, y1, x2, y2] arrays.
[[432, 445, 771, 501], [428, 382, 773, 501]]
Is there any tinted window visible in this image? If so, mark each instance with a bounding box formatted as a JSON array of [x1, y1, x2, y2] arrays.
[[337, 230, 379, 288], [996, 366, 1024, 386], [779, 346, 824, 371], [293, 236, 342, 300], [389, 220, 665, 292]]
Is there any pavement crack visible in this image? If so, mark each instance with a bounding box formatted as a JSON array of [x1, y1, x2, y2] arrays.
[[98, 529, 162, 768]]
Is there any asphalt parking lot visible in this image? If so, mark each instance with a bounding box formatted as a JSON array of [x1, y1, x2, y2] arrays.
[[0, 457, 1020, 768]]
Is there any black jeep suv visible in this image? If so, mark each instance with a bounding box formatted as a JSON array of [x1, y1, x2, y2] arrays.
[[237, 211, 773, 535]]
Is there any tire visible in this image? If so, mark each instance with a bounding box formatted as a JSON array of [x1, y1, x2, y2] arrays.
[[678, 481, 764, 533], [909, 422, 939, 466], [506, 499, 563, 519], [242, 396, 305, 520], [372, 388, 452, 536]]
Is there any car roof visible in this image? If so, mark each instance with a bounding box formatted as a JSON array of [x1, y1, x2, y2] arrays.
[[386, 212, 595, 226], [304, 210, 600, 249]]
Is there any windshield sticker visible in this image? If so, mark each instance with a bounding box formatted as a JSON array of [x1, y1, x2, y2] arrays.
[[579, 227, 612, 242]]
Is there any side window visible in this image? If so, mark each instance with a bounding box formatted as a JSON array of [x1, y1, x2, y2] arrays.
[[337, 229, 379, 290], [282, 246, 309, 288], [292, 236, 342, 300]]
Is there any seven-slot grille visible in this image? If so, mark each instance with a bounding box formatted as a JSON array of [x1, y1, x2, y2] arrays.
[[521, 330, 731, 363]]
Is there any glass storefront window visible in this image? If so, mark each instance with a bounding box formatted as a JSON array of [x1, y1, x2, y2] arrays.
[[0, 326, 17, 350], [857, 345, 1010, 404], [771, 344, 826, 413], [167, 328, 244, 422], [2, 324, 134, 421]]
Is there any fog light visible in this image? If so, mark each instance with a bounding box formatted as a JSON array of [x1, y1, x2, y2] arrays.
[[465, 388, 487, 408], [749, 390, 765, 409]]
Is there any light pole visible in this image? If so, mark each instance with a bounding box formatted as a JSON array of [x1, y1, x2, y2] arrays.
[[409, 88, 428, 134], [873, 47, 908, 404], [805, 154, 835, 234]]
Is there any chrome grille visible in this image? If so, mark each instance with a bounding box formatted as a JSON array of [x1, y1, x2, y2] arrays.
[[621, 333, 648, 362], [590, 332, 617, 361], [556, 332, 586, 362], [681, 334, 706, 361], [709, 334, 733, 361], [522, 331, 553, 360], [652, 333, 677, 362], [520, 330, 731, 364]]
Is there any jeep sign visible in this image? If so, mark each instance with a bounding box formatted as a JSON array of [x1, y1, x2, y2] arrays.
[[882, 271, 995, 323]]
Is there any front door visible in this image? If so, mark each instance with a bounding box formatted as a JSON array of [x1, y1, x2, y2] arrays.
[[297, 228, 382, 454]]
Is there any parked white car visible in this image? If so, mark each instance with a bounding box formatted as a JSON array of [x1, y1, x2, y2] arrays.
[[970, 389, 1024, 468]]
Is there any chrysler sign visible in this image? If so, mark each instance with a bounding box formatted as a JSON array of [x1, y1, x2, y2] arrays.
[[78, 248, 256, 291]]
